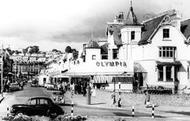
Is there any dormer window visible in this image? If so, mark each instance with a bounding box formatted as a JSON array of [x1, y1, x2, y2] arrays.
[[163, 29, 170, 38], [131, 31, 135, 40]]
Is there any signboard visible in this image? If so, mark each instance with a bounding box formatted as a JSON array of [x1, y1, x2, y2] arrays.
[[68, 60, 134, 75], [96, 61, 127, 67]]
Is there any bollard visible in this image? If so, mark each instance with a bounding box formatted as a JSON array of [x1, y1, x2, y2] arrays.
[[132, 106, 135, 117], [71, 89, 74, 117], [7, 107, 9, 117], [71, 101, 74, 117], [152, 105, 154, 118]]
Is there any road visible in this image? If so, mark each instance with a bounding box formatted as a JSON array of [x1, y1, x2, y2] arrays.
[[0, 85, 152, 117], [1, 84, 189, 121]]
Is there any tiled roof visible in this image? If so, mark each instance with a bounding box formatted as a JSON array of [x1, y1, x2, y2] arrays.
[[86, 40, 100, 48], [138, 15, 166, 45], [106, 25, 122, 46], [101, 43, 108, 54], [125, 5, 140, 25], [181, 19, 190, 39]]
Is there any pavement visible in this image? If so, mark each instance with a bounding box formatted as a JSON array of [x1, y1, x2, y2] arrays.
[[1, 87, 190, 120], [58, 89, 190, 120]]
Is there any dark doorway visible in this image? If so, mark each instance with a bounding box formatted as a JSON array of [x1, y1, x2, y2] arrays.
[[138, 73, 143, 87]]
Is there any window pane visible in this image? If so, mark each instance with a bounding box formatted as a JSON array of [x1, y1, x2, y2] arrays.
[[113, 49, 119, 59], [166, 51, 169, 57], [158, 66, 163, 81], [30, 99, 36, 105], [163, 29, 169, 38], [159, 46, 176, 58], [131, 31, 135, 40], [166, 66, 172, 81]]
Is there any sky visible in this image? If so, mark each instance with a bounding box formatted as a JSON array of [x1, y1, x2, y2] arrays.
[[0, 0, 189, 51]]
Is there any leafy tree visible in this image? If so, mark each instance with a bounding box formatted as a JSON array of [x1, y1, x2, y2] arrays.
[[65, 46, 72, 53], [27, 46, 40, 54], [22, 48, 27, 55], [5, 48, 14, 55], [52, 49, 59, 52]]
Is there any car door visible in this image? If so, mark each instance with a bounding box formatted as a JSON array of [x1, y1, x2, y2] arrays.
[[33, 98, 50, 116], [27, 98, 37, 116]]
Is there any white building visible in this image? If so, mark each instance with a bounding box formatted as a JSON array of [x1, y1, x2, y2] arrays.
[[106, 5, 190, 93], [49, 4, 190, 93]]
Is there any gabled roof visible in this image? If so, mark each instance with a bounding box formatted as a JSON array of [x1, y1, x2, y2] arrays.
[[181, 19, 190, 39], [124, 0, 140, 26], [138, 15, 166, 45]]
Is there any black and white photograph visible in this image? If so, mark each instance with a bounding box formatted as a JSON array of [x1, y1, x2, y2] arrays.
[[0, 0, 190, 121]]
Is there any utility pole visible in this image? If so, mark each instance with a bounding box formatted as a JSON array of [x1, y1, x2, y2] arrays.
[[0, 44, 3, 94]]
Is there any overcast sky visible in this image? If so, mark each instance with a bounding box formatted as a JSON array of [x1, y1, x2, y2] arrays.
[[0, 0, 189, 51]]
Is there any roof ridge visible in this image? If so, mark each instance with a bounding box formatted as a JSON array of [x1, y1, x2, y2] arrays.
[[142, 9, 176, 24]]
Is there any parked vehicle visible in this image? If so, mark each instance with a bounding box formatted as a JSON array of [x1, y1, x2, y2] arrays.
[[31, 79, 38, 87], [10, 96, 64, 118], [182, 86, 190, 94], [9, 83, 21, 92], [44, 83, 55, 90]]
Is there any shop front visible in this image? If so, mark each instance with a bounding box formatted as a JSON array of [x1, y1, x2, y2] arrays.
[[59, 59, 134, 92]]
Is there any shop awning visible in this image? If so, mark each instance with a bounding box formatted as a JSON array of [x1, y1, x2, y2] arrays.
[[92, 76, 113, 83], [156, 61, 182, 67], [112, 76, 135, 83], [134, 62, 146, 72]]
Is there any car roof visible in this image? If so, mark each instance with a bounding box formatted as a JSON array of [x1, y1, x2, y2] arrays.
[[29, 96, 52, 100]]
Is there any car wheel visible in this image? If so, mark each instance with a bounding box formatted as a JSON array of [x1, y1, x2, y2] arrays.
[[49, 112, 58, 118], [16, 111, 23, 115]]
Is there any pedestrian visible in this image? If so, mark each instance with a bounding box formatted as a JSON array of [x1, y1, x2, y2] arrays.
[[7, 80, 10, 92], [111, 92, 116, 105], [20, 81, 24, 90], [92, 87, 96, 97], [118, 98, 122, 107], [144, 90, 150, 104], [174, 77, 179, 94], [83, 84, 86, 96]]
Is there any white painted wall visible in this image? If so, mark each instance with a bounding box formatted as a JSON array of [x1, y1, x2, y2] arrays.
[[85, 48, 101, 62], [131, 24, 190, 88]]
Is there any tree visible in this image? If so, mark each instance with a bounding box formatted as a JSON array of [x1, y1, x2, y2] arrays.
[[27, 46, 40, 54], [65, 46, 72, 53], [22, 48, 27, 55], [5, 48, 14, 55]]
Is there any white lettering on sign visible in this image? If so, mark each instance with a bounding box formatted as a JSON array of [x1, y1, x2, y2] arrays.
[[96, 61, 127, 67]]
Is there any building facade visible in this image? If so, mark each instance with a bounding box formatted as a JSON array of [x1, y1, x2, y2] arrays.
[[11, 54, 46, 81], [106, 6, 190, 93]]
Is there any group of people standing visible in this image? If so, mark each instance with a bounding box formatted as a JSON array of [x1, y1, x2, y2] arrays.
[[73, 82, 87, 96]]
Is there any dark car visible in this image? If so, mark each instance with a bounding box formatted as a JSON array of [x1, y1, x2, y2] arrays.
[[9, 83, 21, 92], [31, 79, 38, 87], [10, 96, 64, 118]]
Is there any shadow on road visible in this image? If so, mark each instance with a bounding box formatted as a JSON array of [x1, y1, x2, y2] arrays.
[[113, 112, 165, 118], [165, 111, 190, 116], [90, 103, 106, 105]]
